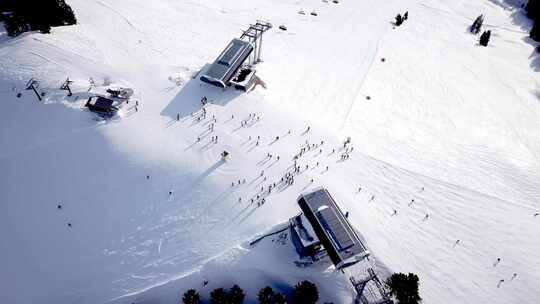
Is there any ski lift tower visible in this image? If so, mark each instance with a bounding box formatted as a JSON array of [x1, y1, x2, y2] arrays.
[[240, 20, 272, 65], [350, 268, 393, 304], [25, 78, 42, 101], [60, 77, 74, 96], [240, 28, 258, 65]]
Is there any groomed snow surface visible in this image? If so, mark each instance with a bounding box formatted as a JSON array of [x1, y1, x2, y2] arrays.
[[1, 0, 539, 303]]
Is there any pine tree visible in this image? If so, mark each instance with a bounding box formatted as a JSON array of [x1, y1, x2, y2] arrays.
[[531, 20, 540, 41], [395, 14, 403, 26], [527, 0, 539, 19], [526, 0, 540, 41], [182, 289, 201, 304], [210, 288, 228, 304], [274, 293, 287, 304], [479, 30, 491, 46], [293, 281, 319, 304], [4, 13, 29, 36], [258, 286, 275, 304], [386, 273, 422, 304], [229, 285, 245, 304]]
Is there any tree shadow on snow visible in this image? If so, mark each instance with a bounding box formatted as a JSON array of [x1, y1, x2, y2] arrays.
[[160, 66, 243, 121]]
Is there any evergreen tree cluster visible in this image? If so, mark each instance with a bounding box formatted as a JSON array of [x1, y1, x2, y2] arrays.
[[293, 280, 319, 304], [469, 14, 490, 46], [182, 280, 320, 304], [182, 289, 201, 304], [527, 0, 540, 41], [257, 286, 288, 304], [1, 0, 77, 37], [385, 273, 422, 304], [395, 11, 409, 26], [208, 285, 245, 304]]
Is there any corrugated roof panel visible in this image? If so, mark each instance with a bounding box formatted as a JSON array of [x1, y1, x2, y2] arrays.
[[317, 207, 355, 251], [200, 38, 253, 87], [297, 188, 368, 268], [218, 40, 244, 66]]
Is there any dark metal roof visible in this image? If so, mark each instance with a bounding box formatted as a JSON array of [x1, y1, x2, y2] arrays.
[[200, 38, 254, 88], [90, 96, 113, 107], [298, 188, 369, 269], [85, 96, 118, 115]]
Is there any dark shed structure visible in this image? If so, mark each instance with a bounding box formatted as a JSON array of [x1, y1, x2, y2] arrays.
[[290, 213, 324, 259], [296, 188, 369, 269], [200, 38, 254, 88], [85, 96, 118, 117]]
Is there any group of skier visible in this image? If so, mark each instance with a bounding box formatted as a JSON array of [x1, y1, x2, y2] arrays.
[[395, 11, 409, 26]]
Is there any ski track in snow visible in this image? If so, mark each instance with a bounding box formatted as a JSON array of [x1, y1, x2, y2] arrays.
[[95, 0, 145, 35]]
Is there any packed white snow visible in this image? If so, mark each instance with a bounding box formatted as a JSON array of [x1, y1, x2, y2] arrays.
[[0, 0, 539, 303]]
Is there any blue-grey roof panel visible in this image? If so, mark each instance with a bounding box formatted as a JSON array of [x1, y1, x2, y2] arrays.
[[200, 38, 253, 87], [218, 39, 245, 66], [298, 188, 368, 268], [317, 207, 355, 251]]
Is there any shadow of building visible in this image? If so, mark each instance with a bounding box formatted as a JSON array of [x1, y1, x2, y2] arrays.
[[160, 68, 243, 121]]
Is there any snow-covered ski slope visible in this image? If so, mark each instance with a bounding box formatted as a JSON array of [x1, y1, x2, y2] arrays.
[[1, 0, 539, 303]]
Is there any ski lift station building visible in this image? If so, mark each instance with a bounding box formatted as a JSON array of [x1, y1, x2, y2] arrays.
[[200, 38, 255, 90], [289, 188, 370, 269]]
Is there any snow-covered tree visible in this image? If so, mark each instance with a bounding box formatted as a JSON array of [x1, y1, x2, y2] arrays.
[[386, 273, 421, 304], [182, 289, 201, 304], [527, 0, 540, 41], [531, 20, 540, 41], [273, 293, 287, 304], [395, 14, 403, 26], [258, 286, 275, 304], [210, 288, 228, 304], [229, 285, 245, 304], [293, 281, 319, 304], [527, 0, 539, 19]]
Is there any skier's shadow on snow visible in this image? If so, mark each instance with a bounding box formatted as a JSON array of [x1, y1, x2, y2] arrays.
[[160, 65, 242, 121]]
